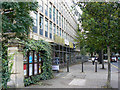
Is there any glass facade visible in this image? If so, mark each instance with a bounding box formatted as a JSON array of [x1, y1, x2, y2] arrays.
[[39, 14, 44, 35], [45, 18, 48, 37], [31, 0, 77, 43]]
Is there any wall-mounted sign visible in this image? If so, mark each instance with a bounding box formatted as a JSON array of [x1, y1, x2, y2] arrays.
[[29, 64, 32, 76], [52, 65, 59, 71], [65, 39, 69, 45]]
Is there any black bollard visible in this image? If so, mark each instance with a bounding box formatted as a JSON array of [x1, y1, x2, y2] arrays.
[[82, 62, 84, 72], [67, 60, 69, 72], [95, 61, 97, 72]]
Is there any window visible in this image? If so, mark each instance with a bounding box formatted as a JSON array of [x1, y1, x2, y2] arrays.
[[64, 18, 65, 30], [53, 24, 56, 40], [49, 21, 52, 39], [59, 13, 61, 27], [60, 28, 61, 36], [39, 0, 43, 12], [32, 12, 38, 33], [24, 51, 43, 77], [57, 27, 59, 36], [66, 20, 67, 31], [49, 3, 52, 19], [45, 18, 48, 37], [39, 14, 44, 35], [62, 30, 63, 38], [54, 24, 56, 34], [66, 33, 68, 39], [45, 4, 48, 16], [56, 10, 58, 24], [53, 6, 55, 22], [62, 16, 63, 28]]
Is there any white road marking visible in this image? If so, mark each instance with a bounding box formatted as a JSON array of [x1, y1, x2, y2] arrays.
[[69, 79, 86, 86]]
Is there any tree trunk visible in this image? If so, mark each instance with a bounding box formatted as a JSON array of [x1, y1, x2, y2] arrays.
[[91, 52, 93, 57], [101, 49, 105, 69], [106, 46, 111, 88], [98, 50, 102, 64]]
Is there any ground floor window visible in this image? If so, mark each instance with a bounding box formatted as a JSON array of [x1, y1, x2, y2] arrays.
[[24, 51, 43, 77]]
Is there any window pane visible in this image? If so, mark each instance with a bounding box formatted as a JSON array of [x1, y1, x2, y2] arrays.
[[34, 64, 37, 75], [56, 10, 58, 24], [24, 64, 27, 76], [29, 64, 33, 76], [49, 21, 52, 39], [32, 12, 38, 33], [45, 18, 48, 37], [60, 28, 61, 36], [39, 0, 43, 12], [45, 4, 48, 16], [34, 52, 37, 62], [49, 3, 52, 19], [39, 64, 42, 73], [29, 52, 33, 63], [39, 14, 44, 35], [53, 7, 55, 22]]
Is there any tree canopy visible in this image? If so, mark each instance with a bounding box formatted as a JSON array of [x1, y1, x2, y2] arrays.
[[76, 2, 119, 88]]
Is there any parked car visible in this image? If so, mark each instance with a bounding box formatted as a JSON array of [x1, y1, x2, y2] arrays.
[[104, 59, 108, 63], [111, 56, 117, 62]]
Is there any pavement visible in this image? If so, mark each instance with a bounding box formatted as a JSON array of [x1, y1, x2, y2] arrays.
[[26, 61, 118, 89]]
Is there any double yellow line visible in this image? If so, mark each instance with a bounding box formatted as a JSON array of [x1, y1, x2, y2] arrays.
[[111, 63, 120, 70]]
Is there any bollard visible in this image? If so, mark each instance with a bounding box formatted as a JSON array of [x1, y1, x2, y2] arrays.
[[82, 62, 84, 72], [95, 61, 97, 72], [67, 60, 69, 72]]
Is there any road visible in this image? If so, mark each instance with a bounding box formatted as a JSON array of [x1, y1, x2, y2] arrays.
[[111, 62, 119, 72]]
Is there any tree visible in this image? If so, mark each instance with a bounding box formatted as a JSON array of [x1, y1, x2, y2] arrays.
[[1, 2, 38, 89], [76, 2, 119, 88]]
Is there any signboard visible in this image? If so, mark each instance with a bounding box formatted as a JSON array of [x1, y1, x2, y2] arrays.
[[65, 39, 69, 45], [24, 64, 27, 76], [29, 64, 32, 76], [34, 64, 37, 75], [52, 65, 59, 71]]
